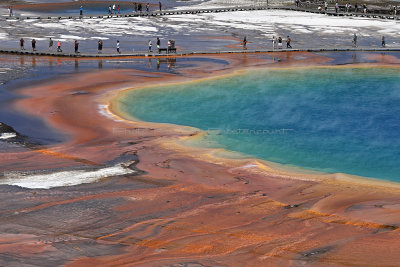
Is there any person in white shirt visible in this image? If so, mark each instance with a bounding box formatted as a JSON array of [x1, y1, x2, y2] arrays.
[[272, 36, 276, 50]]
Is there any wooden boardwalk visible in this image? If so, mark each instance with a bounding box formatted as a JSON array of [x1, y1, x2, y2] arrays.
[[1, 47, 400, 58], [1, 5, 399, 21]]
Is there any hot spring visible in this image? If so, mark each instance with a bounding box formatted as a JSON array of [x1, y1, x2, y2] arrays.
[[118, 67, 400, 182]]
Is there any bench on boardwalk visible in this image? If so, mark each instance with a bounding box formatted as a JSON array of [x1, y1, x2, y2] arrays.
[[158, 40, 176, 54], [158, 48, 176, 53]]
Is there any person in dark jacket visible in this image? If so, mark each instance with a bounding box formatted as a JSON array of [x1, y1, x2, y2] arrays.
[[74, 40, 79, 53], [31, 39, 36, 51], [98, 39, 103, 53], [20, 38, 25, 50]]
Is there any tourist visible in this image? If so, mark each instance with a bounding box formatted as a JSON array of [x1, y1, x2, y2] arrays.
[[57, 41, 62, 52], [382, 36, 385, 47], [243, 36, 247, 49], [49, 38, 53, 51], [113, 4, 116, 14], [146, 3, 149, 12], [355, 3, 358, 12], [80, 6, 83, 16], [116, 40, 120, 53], [117, 5, 120, 14], [278, 37, 282, 48], [98, 39, 103, 53], [157, 37, 160, 53], [272, 36, 276, 50], [295, 0, 299, 8], [74, 40, 79, 53], [286, 36, 292, 48], [353, 33, 357, 47], [335, 2, 339, 13], [8, 6, 13, 17], [148, 40, 152, 52], [20, 38, 25, 50], [108, 5, 112, 15], [167, 40, 171, 53], [31, 39, 36, 51], [138, 3, 142, 14], [394, 6, 397, 15], [159, 2, 162, 11], [363, 4, 367, 14], [134, 3, 138, 13], [324, 2, 328, 11]]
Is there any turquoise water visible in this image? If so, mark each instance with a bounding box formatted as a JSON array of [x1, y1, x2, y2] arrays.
[[119, 67, 400, 182]]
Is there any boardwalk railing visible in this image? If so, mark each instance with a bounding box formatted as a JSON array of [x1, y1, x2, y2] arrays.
[[1, 47, 400, 58]]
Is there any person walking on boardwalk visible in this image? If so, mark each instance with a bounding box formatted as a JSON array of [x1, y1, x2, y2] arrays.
[[159, 1, 162, 11], [74, 40, 79, 53], [167, 40, 171, 53], [31, 39, 36, 51], [49, 38, 53, 51], [382, 36, 385, 47], [355, 3, 358, 12], [146, 3, 149, 12], [157, 37, 160, 53], [57, 41, 62, 52], [324, 1, 328, 11], [272, 36, 276, 50], [98, 39, 103, 53], [352, 33, 357, 47], [20, 38, 25, 50], [117, 5, 120, 14], [112, 4, 116, 14], [278, 36, 283, 49], [148, 40, 152, 52], [80, 6, 83, 16], [138, 3, 142, 14], [286, 36, 292, 48], [335, 2, 339, 13], [108, 5, 112, 15], [243, 36, 247, 49], [116, 40, 120, 53]]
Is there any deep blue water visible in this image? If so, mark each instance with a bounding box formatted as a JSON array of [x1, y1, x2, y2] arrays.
[[119, 67, 400, 182], [15, 1, 202, 15]]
